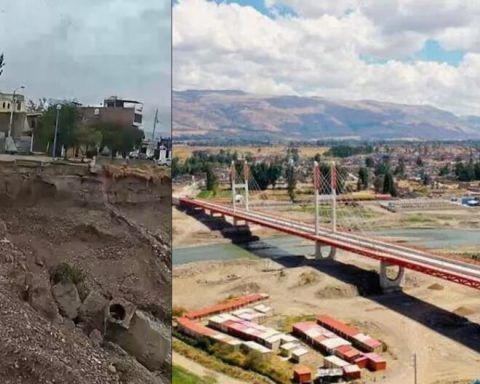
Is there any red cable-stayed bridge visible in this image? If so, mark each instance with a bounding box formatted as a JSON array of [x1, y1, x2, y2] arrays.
[[178, 161, 480, 291]]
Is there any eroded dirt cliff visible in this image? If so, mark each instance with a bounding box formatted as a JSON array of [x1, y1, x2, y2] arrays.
[[0, 161, 171, 384]]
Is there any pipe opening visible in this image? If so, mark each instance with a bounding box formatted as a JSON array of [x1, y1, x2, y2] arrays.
[[110, 303, 126, 321]]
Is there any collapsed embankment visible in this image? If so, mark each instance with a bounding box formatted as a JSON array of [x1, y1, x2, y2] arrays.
[[0, 160, 171, 384]]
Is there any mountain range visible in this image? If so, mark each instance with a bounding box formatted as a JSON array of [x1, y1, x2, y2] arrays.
[[173, 90, 480, 141]]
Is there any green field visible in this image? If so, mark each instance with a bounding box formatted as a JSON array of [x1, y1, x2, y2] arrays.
[[172, 365, 215, 384]]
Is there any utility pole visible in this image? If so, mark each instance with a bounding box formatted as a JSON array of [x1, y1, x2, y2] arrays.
[[151, 108, 158, 141], [413, 353, 417, 384], [52, 104, 62, 159]]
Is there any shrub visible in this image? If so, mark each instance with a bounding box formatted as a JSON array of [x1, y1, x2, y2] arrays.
[[172, 305, 187, 317], [49, 263, 86, 285]]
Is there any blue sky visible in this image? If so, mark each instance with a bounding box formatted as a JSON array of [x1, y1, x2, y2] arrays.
[[362, 40, 466, 67], [211, 0, 296, 17], [416, 39, 465, 67]]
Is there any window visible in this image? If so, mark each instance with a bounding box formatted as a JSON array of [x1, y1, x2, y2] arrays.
[[2, 102, 5, 109], [17, 101, 21, 111], [134, 113, 142, 124], [7, 102, 10, 109]]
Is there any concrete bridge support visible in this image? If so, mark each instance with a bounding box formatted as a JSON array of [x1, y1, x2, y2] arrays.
[[209, 211, 224, 219], [233, 217, 247, 226], [379, 261, 405, 292], [315, 242, 337, 260]]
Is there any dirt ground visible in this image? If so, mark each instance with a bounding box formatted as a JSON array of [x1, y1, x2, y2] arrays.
[[174, 144, 329, 161], [173, 206, 480, 384]]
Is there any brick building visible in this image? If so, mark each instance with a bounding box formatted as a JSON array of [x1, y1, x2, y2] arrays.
[[81, 96, 143, 129]]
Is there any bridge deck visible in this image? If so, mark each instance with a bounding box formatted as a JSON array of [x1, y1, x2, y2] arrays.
[[179, 198, 480, 290]]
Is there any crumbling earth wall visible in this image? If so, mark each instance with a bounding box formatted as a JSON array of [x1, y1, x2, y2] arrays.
[[0, 161, 171, 384]]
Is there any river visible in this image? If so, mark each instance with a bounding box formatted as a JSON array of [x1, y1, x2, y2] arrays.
[[173, 228, 480, 265]]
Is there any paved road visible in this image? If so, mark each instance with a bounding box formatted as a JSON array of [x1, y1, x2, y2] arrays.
[[173, 352, 248, 384], [0, 154, 54, 163]]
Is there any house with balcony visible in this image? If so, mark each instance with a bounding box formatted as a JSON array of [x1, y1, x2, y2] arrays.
[[80, 96, 143, 129]]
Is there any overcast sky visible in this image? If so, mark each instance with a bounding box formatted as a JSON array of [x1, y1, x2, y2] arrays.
[[0, 0, 171, 135], [173, 0, 480, 116]]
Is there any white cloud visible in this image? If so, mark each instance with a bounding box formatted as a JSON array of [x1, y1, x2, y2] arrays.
[[0, 0, 171, 133], [173, 0, 480, 116]]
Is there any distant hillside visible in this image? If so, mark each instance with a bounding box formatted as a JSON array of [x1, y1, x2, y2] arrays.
[[173, 90, 480, 141]]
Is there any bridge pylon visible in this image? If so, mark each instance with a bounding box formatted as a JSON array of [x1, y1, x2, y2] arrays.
[[313, 161, 337, 260], [231, 160, 250, 226], [379, 260, 405, 292], [314, 242, 337, 260]]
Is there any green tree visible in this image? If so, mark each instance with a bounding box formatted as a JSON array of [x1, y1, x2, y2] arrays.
[[438, 164, 449, 177], [74, 124, 102, 156], [37, 102, 81, 156], [250, 163, 270, 190], [375, 160, 390, 176], [97, 122, 144, 158], [373, 175, 384, 193], [204, 165, 218, 192], [357, 167, 369, 191], [475, 162, 480, 180], [172, 157, 183, 178], [455, 160, 475, 181], [365, 157, 374, 168], [286, 164, 296, 202], [326, 145, 373, 158], [394, 157, 406, 178], [267, 163, 282, 189], [382, 172, 397, 197]]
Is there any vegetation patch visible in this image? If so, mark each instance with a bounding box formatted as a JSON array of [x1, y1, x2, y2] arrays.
[[278, 314, 316, 333], [172, 305, 188, 318], [401, 214, 436, 225], [49, 263, 86, 285], [172, 365, 214, 384], [173, 336, 274, 384]]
